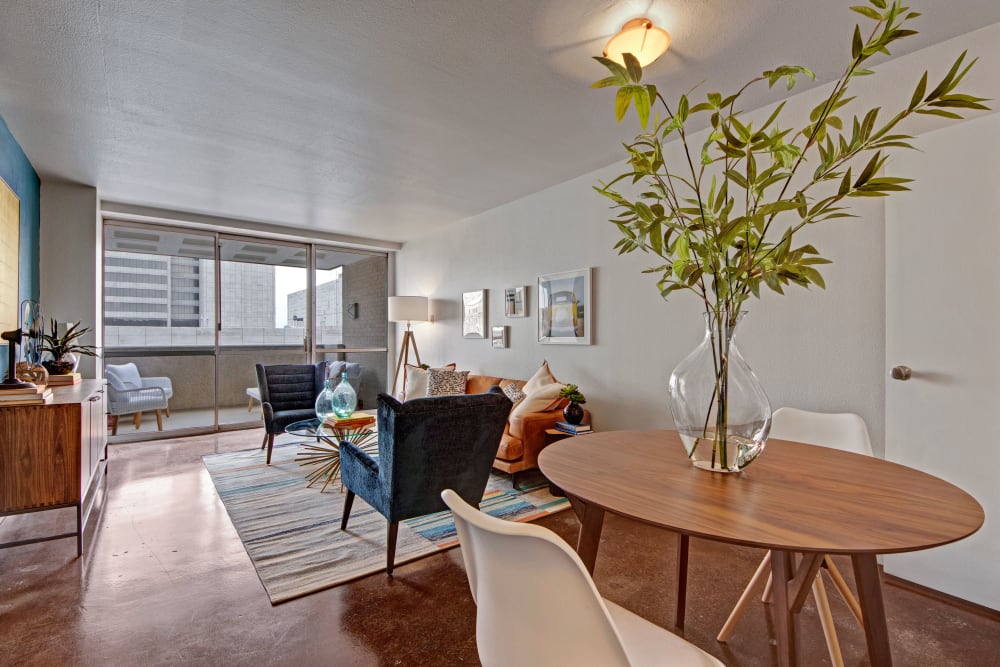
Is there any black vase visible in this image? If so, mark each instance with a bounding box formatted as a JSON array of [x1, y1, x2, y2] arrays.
[[563, 402, 584, 425]]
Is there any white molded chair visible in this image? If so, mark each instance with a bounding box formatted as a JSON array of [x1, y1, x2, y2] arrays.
[[717, 407, 872, 666], [441, 489, 723, 667]]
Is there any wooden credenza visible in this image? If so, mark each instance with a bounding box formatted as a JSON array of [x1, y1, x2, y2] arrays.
[[0, 380, 108, 556]]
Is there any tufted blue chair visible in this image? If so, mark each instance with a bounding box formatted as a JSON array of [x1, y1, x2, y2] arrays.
[[255, 362, 328, 464], [339, 387, 512, 575]]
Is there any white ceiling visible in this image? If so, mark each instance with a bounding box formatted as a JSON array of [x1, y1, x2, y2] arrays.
[[2, 1, 999, 244]]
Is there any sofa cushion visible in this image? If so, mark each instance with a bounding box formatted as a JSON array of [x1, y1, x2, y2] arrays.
[[466, 374, 503, 395], [427, 368, 470, 396], [495, 431, 524, 461], [403, 363, 455, 401], [107, 362, 143, 390]]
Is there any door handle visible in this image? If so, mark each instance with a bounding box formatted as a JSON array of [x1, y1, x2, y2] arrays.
[[891, 365, 912, 381]]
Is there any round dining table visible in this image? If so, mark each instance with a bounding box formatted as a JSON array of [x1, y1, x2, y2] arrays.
[[538, 430, 984, 667]]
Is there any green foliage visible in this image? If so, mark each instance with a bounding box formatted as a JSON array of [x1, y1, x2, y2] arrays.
[[41, 319, 99, 359], [559, 383, 587, 404], [593, 1, 988, 325]]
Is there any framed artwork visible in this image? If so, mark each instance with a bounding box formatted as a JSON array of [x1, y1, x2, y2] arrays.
[[491, 326, 508, 349], [462, 289, 486, 338], [504, 286, 526, 318], [0, 176, 19, 334], [538, 268, 591, 345]]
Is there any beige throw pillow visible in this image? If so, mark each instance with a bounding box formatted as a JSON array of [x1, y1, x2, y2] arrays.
[[510, 380, 566, 419], [403, 363, 456, 401], [523, 360, 559, 395]]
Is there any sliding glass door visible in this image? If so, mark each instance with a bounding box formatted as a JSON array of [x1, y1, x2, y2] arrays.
[[103, 225, 217, 437], [217, 236, 310, 427], [102, 221, 388, 442]]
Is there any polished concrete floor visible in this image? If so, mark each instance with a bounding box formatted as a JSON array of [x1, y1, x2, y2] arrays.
[[1, 429, 998, 666]]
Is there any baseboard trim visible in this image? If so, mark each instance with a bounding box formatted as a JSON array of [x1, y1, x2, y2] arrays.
[[882, 571, 1000, 622]]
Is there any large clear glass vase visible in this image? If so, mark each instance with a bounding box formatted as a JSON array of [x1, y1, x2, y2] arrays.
[[315, 378, 337, 421], [668, 311, 771, 473], [330, 371, 358, 418]]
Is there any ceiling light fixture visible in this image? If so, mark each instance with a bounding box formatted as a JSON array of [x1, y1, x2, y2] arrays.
[[603, 18, 671, 68]]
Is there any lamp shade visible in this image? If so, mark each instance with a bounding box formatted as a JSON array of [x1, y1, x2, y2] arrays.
[[388, 296, 429, 323], [604, 18, 671, 68]]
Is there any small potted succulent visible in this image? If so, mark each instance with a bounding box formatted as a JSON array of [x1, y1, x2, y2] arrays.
[[559, 384, 587, 425], [41, 319, 98, 375]]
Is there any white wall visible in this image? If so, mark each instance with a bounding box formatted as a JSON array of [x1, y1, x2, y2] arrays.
[[40, 180, 101, 377], [396, 22, 1000, 459]]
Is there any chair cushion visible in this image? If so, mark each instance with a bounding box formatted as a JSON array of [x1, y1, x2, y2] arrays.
[[427, 368, 470, 396], [107, 362, 143, 389], [269, 408, 319, 433]]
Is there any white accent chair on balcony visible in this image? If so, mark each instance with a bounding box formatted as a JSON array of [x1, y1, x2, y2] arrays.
[[105, 362, 174, 435]]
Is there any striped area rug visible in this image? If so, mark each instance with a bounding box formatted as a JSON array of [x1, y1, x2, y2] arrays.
[[203, 443, 569, 604]]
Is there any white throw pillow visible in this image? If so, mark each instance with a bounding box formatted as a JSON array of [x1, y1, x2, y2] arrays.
[[403, 363, 456, 401]]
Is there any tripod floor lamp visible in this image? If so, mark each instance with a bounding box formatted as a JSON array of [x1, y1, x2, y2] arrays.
[[389, 296, 429, 396]]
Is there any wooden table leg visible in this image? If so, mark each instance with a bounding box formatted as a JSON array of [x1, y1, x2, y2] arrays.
[[675, 533, 689, 630], [568, 495, 605, 575], [852, 553, 893, 666], [770, 549, 796, 667]]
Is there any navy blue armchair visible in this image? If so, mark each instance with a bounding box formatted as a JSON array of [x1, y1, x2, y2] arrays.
[[339, 387, 512, 575], [255, 362, 328, 464]]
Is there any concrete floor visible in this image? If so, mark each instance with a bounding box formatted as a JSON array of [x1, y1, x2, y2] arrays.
[[1, 429, 999, 666]]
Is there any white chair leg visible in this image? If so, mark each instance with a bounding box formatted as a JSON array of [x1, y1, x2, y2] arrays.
[[825, 555, 863, 625], [717, 551, 772, 642], [813, 573, 845, 667]]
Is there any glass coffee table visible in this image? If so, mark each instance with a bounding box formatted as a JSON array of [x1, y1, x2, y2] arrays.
[[285, 414, 378, 493]]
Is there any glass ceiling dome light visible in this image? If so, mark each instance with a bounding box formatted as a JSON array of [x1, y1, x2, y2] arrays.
[[603, 18, 671, 68]]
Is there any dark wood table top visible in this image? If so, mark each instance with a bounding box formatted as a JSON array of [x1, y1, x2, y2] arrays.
[[538, 430, 984, 555]]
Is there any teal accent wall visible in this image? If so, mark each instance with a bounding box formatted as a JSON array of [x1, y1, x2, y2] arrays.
[[0, 112, 40, 377]]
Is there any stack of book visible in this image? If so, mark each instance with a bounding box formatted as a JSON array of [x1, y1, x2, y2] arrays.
[[555, 421, 592, 435], [0, 385, 54, 406], [324, 412, 376, 430], [46, 372, 82, 386]]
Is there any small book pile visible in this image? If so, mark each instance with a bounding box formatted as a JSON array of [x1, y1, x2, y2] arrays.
[[0, 385, 54, 406], [324, 412, 376, 430], [46, 372, 82, 386], [555, 421, 592, 435]]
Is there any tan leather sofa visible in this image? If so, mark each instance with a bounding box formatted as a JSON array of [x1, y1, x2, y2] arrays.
[[466, 374, 591, 487]]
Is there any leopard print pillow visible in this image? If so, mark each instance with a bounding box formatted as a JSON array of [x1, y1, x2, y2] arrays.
[[427, 369, 470, 396]]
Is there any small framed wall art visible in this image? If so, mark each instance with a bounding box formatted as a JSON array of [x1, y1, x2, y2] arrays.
[[491, 326, 508, 349], [504, 286, 526, 318], [462, 289, 487, 338], [538, 268, 591, 345]]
